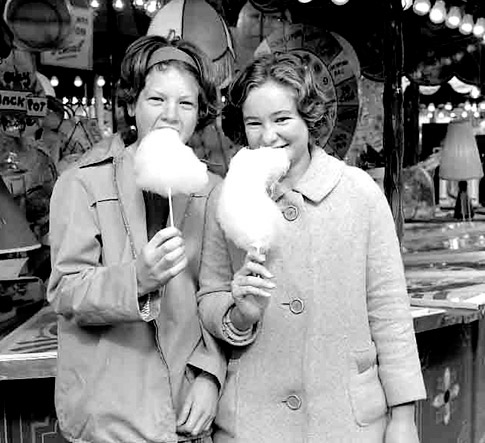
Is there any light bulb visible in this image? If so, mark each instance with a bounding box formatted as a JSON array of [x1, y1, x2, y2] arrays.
[[446, 6, 462, 28], [413, 0, 431, 16], [471, 87, 481, 99], [428, 103, 436, 112], [331, 0, 349, 5], [113, 0, 124, 10], [74, 76, 83, 87], [429, 0, 446, 24], [133, 0, 144, 6], [298, 0, 312, 3], [145, 0, 157, 13], [96, 76, 106, 87], [473, 18, 485, 38], [90, 0, 99, 8], [50, 76, 59, 87], [459, 14, 474, 34]]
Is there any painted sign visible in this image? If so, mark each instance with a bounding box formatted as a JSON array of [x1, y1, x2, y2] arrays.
[[0, 91, 47, 116], [40, 6, 93, 70]]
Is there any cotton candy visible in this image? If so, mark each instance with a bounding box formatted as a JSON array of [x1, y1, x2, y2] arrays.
[[217, 147, 290, 253], [134, 127, 208, 196]]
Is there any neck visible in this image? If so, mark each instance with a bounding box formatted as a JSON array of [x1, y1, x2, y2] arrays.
[[280, 150, 311, 189]]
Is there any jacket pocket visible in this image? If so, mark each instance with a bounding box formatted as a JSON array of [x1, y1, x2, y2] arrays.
[[214, 358, 239, 438], [349, 344, 388, 426]]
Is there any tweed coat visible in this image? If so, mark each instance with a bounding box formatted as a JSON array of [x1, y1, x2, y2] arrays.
[[48, 135, 225, 443], [198, 147, 426, 443]]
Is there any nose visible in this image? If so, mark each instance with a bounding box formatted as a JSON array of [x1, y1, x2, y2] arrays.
[[160, 100, 178, 124], [260, 123, 279, 146]]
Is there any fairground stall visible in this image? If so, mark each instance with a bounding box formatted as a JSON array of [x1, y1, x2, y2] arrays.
[[1, 0, 485, 441]]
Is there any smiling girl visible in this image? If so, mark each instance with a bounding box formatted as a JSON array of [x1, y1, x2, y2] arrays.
[[197, 51, 426, 443], [48, 35, 225, 443]]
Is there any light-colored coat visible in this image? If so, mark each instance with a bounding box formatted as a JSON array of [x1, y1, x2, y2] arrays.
[[198, 148, 426, 443], [48, 135, 225, 443]]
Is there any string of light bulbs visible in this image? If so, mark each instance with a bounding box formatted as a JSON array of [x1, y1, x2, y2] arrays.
[[84, 0, 485, 40], [412, 0, 485, 40], [300, 0, 485, 43], [49, 75, 107, 88]]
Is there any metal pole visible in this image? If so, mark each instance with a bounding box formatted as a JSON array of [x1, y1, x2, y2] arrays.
[[383, 0, 405, 242]]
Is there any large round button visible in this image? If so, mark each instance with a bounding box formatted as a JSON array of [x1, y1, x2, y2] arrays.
[[283, 205, 299, 221], [289, 298, 305, 314], [285, 394, 302, 410]]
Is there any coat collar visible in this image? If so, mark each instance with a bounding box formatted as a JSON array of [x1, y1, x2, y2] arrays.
[[78, 134, 125, 167], [274, 147, 344, 203]]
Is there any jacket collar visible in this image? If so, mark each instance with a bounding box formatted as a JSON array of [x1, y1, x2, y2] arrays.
[[274, 146, 344, 203], [77, 134, 125, 168]]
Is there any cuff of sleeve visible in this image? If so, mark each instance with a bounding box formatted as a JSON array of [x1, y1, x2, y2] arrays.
[[138, 286, 164, 321], [221, 307, 259, 347]]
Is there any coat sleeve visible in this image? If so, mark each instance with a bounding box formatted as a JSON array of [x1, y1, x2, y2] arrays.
[[197, 184, 259, 347], [47, 168, 152, 326], [366, 184, 427, 406]]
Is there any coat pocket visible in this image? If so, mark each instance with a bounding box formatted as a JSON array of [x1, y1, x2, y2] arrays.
[[349, 344, 388, 427]]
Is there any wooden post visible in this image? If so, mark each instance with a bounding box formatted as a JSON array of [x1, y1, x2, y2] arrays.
[[383, 0, 405, 242], [403, 80, 420, 169]]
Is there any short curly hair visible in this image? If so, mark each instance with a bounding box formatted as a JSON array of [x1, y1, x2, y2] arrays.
[[117, 35, 219, 132], [222, 51, 333, 147]]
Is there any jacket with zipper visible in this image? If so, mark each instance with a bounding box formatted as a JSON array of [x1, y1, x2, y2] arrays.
[[48, 134, 226, 443]]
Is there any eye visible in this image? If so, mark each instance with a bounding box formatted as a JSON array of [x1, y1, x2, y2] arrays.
[[245, 121, 261, 127], [149, 96, 164, 103], [180, 100, 195, 108], [275, 116, 291, 123]]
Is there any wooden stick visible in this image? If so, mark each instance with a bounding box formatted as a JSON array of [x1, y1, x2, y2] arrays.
[[168, 187, 174, 227]]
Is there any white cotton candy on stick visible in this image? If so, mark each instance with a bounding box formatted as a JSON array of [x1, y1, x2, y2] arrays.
[[217, 147, 290, 254], [135, 127, 208, 196], [134, 127, 209, 227]]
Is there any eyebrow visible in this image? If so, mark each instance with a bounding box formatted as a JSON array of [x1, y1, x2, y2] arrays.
[[147, 89, 197, 100], [243, 110, 293, 120]]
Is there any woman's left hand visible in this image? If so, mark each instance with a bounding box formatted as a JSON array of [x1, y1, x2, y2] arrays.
[[385, 403, 420, 443], [176, 371, 219, 436]]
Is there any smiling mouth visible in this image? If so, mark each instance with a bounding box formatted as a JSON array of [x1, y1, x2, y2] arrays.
[[260, 145, 287, 149], [158, 126, 179, 132]]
